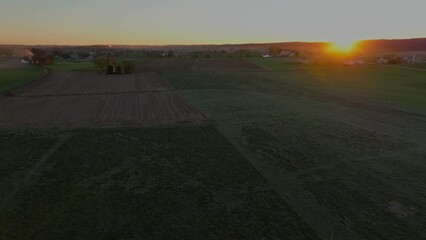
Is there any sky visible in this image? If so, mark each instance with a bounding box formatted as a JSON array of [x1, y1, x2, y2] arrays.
[[1, 0, 425, 45]]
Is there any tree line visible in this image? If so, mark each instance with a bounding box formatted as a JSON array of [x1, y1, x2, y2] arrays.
[[93, 57, 134, 74]]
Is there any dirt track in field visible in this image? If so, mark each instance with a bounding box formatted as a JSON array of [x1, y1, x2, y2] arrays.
[[0, 72, 205, 128]]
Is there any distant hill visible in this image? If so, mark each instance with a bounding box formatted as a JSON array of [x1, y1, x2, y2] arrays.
[[181, 38, 426, 52], [1, 38, 425, 55], [358, 38, 426, 52], [102, 38, 426, 52]]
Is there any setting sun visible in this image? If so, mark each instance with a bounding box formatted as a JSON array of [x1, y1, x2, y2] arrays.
[[327, 39, 359, 54]]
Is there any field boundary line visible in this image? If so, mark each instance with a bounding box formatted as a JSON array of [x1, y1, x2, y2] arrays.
[[214, 124, 365, 240], [0, 133, 73, 213], [161, 75, 210, 121]]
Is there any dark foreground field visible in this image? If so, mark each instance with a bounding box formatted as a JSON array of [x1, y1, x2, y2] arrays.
[[1, 58, 425, 239]]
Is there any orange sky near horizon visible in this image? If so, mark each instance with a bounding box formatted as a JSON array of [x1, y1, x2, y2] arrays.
[[1, 0, 425, 45]]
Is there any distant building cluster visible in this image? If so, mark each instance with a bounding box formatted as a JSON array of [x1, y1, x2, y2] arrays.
[[1, 43, 425, 68], [375, 54, 425, 64]]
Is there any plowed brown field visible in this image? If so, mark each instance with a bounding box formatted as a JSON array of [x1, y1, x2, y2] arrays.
[[0, 72, 205, 128], [13, 72, 169, 96]]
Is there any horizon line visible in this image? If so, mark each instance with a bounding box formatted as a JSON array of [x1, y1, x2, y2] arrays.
[[1, 37, 426, 47]]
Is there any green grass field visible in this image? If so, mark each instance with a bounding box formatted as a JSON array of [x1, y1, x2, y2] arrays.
[[164, 64, 426, 114], [401, 62, 426, 69], [163, 62, 426, 239], [281, 65, 426, 114], [248, 58, 308, 71], [1, 58, 425, 239], [0, 127, 319, 239], [50, 60, 99, 72], [0, 67, 45, 92]]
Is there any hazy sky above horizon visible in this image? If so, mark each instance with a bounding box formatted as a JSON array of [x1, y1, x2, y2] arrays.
[[1, 0, 425, 45]]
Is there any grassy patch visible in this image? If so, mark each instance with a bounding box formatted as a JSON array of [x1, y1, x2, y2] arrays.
[[0, 131, 59, 200], [401, 63, 426, 69], [163, 64, 426, 239], [0, 67, 45, 92], [165, 65, 426, 114], [248, 58, 307, 71], [50, 61, 98, 72], [302, 151, 426, 240], [293, 65, 426, 113], [0, 127, 318, 239]]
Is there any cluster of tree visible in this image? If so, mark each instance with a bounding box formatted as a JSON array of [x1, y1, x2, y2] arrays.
[[268, 46, 284, 55], [268, 46, 300, 57], [93, 57, 134, 74], [187, 50, 228, 58], [52, 49, 63, 57], [30, 48, 54, 65], [234, 49, 260, 57]]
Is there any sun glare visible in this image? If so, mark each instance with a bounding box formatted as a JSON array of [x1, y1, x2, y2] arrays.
[[327, 39, 359, 54]]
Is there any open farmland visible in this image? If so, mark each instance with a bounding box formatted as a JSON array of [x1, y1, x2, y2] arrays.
[[0, 58, 45, 92], [0, 71, 205, 128], [0, 92, 204, 128], [0, 127, 319, 240], [0, 58, 29, 70], [1, 58, 426, 239], [13, 72, 170, 96], [50, 60, 99, 72], [134, 58, 195, 72], [192, 59, 266, 71], [162, 62, 426, 239]]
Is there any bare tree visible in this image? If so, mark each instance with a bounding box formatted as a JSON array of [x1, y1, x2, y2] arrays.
[[93, 57, 114, 73]]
